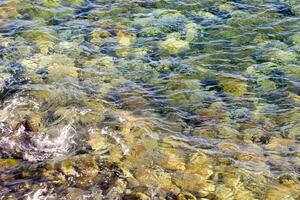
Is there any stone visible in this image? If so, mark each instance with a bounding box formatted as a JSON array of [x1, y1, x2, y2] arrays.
[[268, 49, 297, 63], [186, 153, 213, 178], [214, 124, 240, 139], [0, 73, 11, 94], [174, 174, 215, 194], [0, 5, 20, 19], [158, 146, 186, 171], [87, 131, 109, 151], [219, 78, 247, 96], [279, 174, 297, 186], [63, 0, 85, 5], [90, 28, 111, 44], [265, 185, 298, 200], [160, 37, 189, 55], [40, 54, 78, 79], [185, 22, 199, 42], [197, 11, 219, 20], [116, 30, 136, 47], [61, 159, 77, 176], [177, 192, 197, 200], [286, 123, 300, 140], [256, 78, 277, 92], [40, 0, 61, 8], [215, 185, 234, 200], [135, 168, 179, 192], [218, 3, 235, 13], [123, 192, 150, 200], [37, 41, 55, 55], [0, 158, 19, 170], [234, 188, 255, 200]]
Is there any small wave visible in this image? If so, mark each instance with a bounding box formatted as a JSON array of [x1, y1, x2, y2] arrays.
[[0, 121, 77, 162]]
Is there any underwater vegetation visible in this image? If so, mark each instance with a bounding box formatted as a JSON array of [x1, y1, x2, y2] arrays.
[[0, 0, 300, 199]]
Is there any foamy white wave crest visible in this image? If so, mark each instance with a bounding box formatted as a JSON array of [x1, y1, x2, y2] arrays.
[[0, 97, 28, 121], [25, 185, 55, 200], [0, 121, 77, 162], [24, 123, 77, 161]]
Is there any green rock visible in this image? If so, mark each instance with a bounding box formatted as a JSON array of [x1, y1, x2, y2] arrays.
[[40, 0, 61, 8], [160, 37, 189, 55], [214, 124, 239, 139], [256, 78, 277, 92], [63, 0, 85, 6], [287, 123, 300, 140], [219, 78, 248, 96], [0, 158, 19, 170]]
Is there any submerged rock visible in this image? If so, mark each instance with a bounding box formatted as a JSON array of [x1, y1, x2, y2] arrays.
[[160, 37, 189, 55], [135, 168, 179, 193], [123, 192, 150, 200], [87, 130, 109, 151], [219, 78, 248, 96], [177, 192, 197, 200], [0, 158, 19, 170]]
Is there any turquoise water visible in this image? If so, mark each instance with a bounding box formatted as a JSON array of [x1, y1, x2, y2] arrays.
[[0, 0, 300, 199]]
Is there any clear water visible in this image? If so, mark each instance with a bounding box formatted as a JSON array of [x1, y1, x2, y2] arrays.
[[0, 0, 300, 199]]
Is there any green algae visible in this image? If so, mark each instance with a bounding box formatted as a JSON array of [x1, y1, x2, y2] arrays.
[[0, 158, 19, 170]]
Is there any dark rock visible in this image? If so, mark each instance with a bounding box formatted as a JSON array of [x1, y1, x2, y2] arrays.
[[184, 115, 203, 126], [272, 3, 294, 16], [5, 62, 24, 75]]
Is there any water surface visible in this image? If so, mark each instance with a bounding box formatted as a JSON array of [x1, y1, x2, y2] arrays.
[[0, 0, 300, 199]]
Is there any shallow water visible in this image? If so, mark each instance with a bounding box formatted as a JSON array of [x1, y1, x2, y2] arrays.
[[0, 0, 300, 199]]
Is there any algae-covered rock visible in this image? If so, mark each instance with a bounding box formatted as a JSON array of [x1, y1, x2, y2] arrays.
[[286, 123, 300, 140], [215, 185, 234, 200], [31, 54, 78, 80], [214, 124, 240, 139], [0, 73, 11, 94], [186, 152, 213, 177], [265, 185, 299, 200], [158, 146, 186, 171], [185, 23, 199, 43], [0, 158, 19, 170], [87, 130, 109, 151], [36, 40, 55, 55], [197, 11, 219, 20], [61, 159, 77, 176], [21, 28, 56, 43], [160, 37, 189, 55], [219, 78, 248, 96], [63, 0, 85, 6], [289, 33, 300, 45], [218, 3, 236, 13], [48, 63, 78, 79], [69, 155, 99, 188], [284, 64, 300, 80], [116, 30, 136, 47], [234, 187, 255, 200], [258, 48, 298, 63], [174, 174, 215, 194], [90, 28, 111, 44], [123, 192, 150, 200], [40, 0, 61, 8], [177, 192, 197, 200], [0, 4, 20, 19], [135, 168, 179, 193], [54, 41, 83, 57], [256, 78, 277, 92], [279, 174, 297, 186]]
